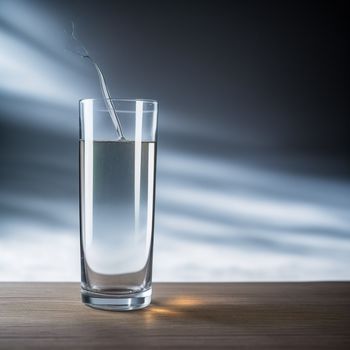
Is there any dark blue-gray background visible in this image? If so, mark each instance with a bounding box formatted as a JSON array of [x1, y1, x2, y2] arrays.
[[0, 0, 349, 281]]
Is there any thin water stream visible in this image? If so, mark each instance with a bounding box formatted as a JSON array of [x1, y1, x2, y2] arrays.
[[70, 22, 126, 140]]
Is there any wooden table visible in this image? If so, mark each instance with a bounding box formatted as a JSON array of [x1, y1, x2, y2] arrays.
[[0, 283, 349, 349]]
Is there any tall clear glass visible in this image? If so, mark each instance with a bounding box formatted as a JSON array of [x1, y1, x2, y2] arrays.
[[79, 99, 158, 311]]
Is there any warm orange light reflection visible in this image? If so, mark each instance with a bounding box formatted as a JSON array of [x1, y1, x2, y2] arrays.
[[150, 306, 178, 316], [143, 306, 178, 325], [143, 295, 206, 325], [170, 297, 202, 307], [144, 296, 205, 324]]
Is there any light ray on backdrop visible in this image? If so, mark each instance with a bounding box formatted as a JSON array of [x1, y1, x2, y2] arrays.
[[0, 0, 349, 281]]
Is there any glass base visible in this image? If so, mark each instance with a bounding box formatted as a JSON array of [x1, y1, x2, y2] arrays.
[[81, 288, 152, 311]]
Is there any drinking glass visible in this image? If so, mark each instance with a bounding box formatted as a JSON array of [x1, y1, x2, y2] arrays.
[[79, 98, 158, 310]]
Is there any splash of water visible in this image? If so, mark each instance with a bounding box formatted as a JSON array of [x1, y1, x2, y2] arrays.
[[70, 23, 126, 140]]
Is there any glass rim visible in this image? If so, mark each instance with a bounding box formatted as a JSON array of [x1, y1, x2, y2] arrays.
[[80, 98, 158, 105]]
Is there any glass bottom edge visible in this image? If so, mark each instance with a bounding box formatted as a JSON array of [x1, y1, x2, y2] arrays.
[[81, 287, 152, 311]]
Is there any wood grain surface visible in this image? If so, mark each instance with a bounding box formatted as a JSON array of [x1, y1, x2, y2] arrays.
[[0, 282, 349, 349]]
